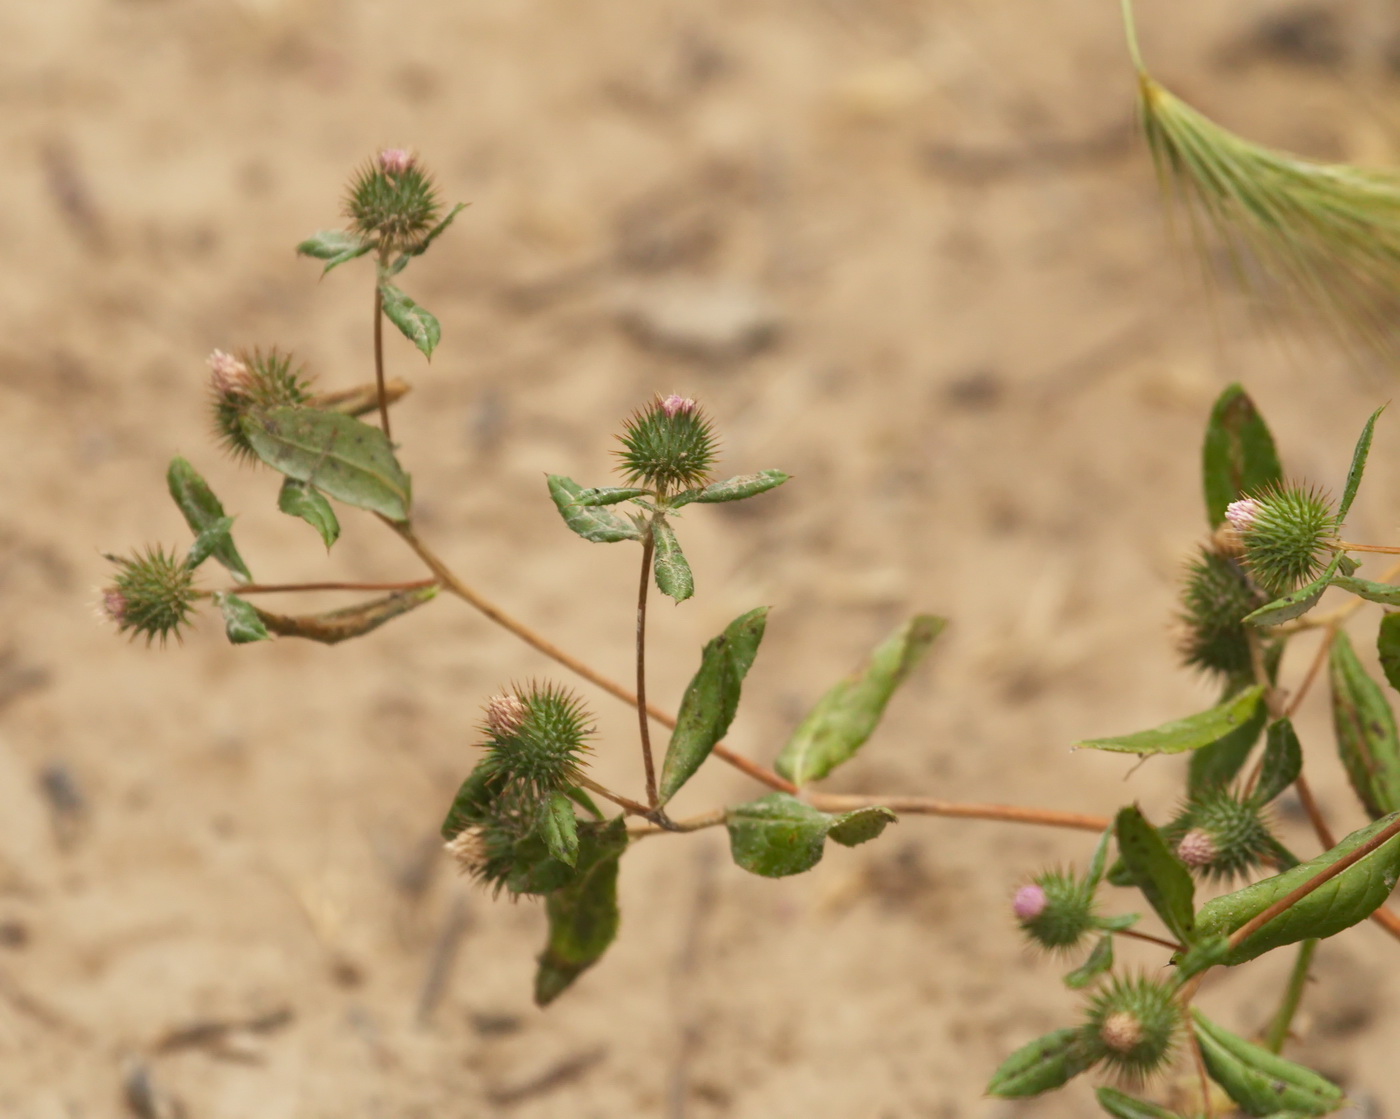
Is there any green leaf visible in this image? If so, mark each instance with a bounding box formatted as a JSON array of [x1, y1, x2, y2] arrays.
[[240, 407, 412, 522], [1085, 824, 1115, 891], [277, 478, 340, 549], [564, 786, 604, 820], [1063, 935, 1113, 989], [506, 831, 577, 896], [658, 607, 769, 804], [1077, 685, 1264, 758], [388, 202, 468, 272], [254, 586, 437, 645], [1379, 612, 1400, 692], [547, 475, 641, 543], [166, 456, 252, 582], [652, 519, 693, 603], [378, 281, 440, 360], [826, 805, 897, 847], [1331, 573, 1400, 606], [1245, 554, 1344, 627], [985, 1027, 1098, 1098], [534, 818, 627, 1006], [1173, 933, 1231, 981], [216, 593, 270, 644], [1195, 811, 1400, 964], [573, 486, 651, 507], [1115, 806, 1195, 943], [670, 470, 790, 509], [775, 616, 946, 785], [540, 791, 579, 868], [1329, 629, 1400, 818], [1189, 699, 1267, 795], [440, 762, 500, 840], [186, 515, 236, 571], [1338, 404, 1385, 520], [1253, 718, 1303, 806], [1201, 384, 1283, 529], [725, 794, 832, 878], [1193, 1010, 1344, 1116], [296, 229, 373, 274], [1095, 1087, 1187, 1119], [1095, 912, 1140, 931]]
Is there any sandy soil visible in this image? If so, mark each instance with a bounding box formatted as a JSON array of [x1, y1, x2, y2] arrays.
[[2, 0, 1399, 1115]]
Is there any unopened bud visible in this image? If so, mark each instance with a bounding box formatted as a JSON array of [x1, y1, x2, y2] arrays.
[[660, 394, 696, 418], [1100, 1011, 1144, 1054], [1225, 498, 1260, 532], [1013, 884, 1048, 921], [378, 148, 413, 175], [207, 349, 251, 397], [484, 693, 528, 738], [1176, 828, 1217, 869]]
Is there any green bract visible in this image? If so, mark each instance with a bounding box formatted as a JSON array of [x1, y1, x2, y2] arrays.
[[614, 396, 718, 495], [105, 545, 198, 647], [1235, 484, 1339, 597]]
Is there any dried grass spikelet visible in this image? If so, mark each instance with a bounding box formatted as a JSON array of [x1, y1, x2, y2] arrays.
[[1122, 0, 1400, 363]]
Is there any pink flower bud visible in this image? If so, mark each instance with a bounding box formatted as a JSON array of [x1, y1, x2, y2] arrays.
[[1225, 498, 1260, 533], [1013, 883, 1048, 921], [378, 148, 413, 175], [96, 588, 127, 626], [1176, 828, 1217, 869], [484, 693, 528, 738], [207, 349, 251, 397], [660, 394, 696, 419]]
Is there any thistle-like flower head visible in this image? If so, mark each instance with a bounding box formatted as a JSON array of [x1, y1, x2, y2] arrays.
[[103, 545, 198, 646], [1081, 974, 1180, 1083], [1233, 482, 1339, 596], [615, 394, 718, 496], [1014, 869, 1096, 953], [477, 682, 593, 803], [1166, 787, 1280, 881], [209, 347, 313, 464], [1177, 547, 1268, 682], [344, 150, 441, 252]]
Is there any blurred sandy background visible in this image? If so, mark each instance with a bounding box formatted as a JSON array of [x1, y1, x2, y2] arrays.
[[3, 0, 1400, 1115]]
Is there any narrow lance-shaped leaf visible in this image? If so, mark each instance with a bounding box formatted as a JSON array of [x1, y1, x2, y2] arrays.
[[1338, 404, 1384, 520], [254, 586, 437, 645], [1085, 824, 1115, 891], [1195, 811, 1400, 964], [1329, 630, 1400, 818], [1379, 611, 1400, 693], [651, 519, 693, 603], [546, 475, 640, 543], [166, 456, 252, 582], [540, 791, 579, 868], [573, 487, 651, 507], [278, 478, 340, 550], [658, 607, 768, 804], [1331, 573, 1400, 606], [724, 793, 895, 878], [1193, 1010, 1344, 1116], [775, 615, 946, 785], [240, 407, 412, 522], [1115, 806, 1195, 944], [216, 593, 270, 644], [379, 281, 440, 361], [1201, 384, 1283, 529], [534, 818, 627, 1006], [669, 470, 790, 509], [185, 515, 236, 571], [1245, 553, 1344, 627], [387, 202, 469, 273], [1063, 935, 1113, 989], [296, 229, 373, 274], [1095, 1086, 1188, 1119], [1253, 718, 1303, 806], [1189, 699, 1267, 795], [1077, 685, 1264, 757], [985, 1027, 1098, 1098]]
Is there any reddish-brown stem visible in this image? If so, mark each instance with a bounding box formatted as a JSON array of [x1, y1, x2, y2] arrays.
[[805, 793, 1109, 832], [576, 775, 653, 818], [636, 526, 659, 808], [218, 579, 437, 595], [1228, 814, 1400, 951], [1333, 540, 1400, 554], [373, 281, 391, 441], [1112, 927, 1181, 952]]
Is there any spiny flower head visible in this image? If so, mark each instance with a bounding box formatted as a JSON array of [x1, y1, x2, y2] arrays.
[[1015, 869, 1097, 953], [1233, 483, 1339, 596], [209, 347, 313, 464], [1081, 974, 1180, 1083], [1177, 547, 1268, 680], [1165, 787, 1281, 881], [344, 149, 441, 252], [614, 394, 718, 495], [477, 682, 593, 803], [102, 545, 198, 646]]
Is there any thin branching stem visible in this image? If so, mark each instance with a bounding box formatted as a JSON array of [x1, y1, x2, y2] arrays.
[[1264, 939, 1317, 1053], [636, 523, 659, 809], [372, 263, 391, 441], [575, 774, 653, 818], [1119, 0, 1145, 72], [629, 809, 726, 839], [1113, 927, 1181, 952], [214, 579, 437, 596], [805, 794, 1109, 832]]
